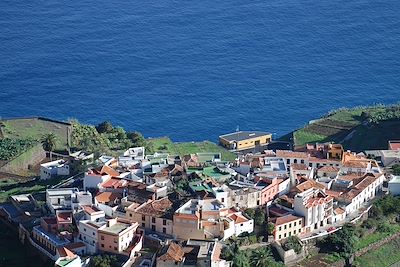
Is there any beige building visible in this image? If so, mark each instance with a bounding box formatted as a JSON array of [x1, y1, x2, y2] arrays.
[[126, 197, 174, 235], [272, 214, 304, 241], [98, 218, 143, 254], [219, 131, 272, 151]]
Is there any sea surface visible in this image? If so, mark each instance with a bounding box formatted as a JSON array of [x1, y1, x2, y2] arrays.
[[0, 0, 399, 142]]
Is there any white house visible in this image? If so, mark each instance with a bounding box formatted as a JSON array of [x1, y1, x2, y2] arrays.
[[46, 188, 92, 214], [293, 188, 333, 232], [83, 165, 119, 190], [76, 219, 107, 255], [336, 173, 384, 214], [123, 147, 145, 160], [40, 159, 70, 180]]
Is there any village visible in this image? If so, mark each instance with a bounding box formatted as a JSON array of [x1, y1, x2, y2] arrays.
[[1, 127, 400, 267]]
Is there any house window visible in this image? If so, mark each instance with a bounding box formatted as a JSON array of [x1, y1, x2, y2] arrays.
[[294, 230, 296, 234], [129, 213, 132, 217], [84, 228, 86, 232], [114, 247, 118, 251], [142, 223, 145, 227], [287, 159, 290, 164], [142, 215, 145, 221], [163, 219, 167, 226], [101, 236, 104, 240], [92, 232, 95, 236], [279, 226, 282, 231], [301, 160, 304, 164], [101, 244, 104, 248], [289, 232, 292, 237], [294, 159, 298, 164], [284, 233, 287, 238], [294, 221, 297, 226], [289, 223, 292, 228], [279, 235, 281, 239], [284, 225, 287, 229], [221, 198, 225, 202], [163, 228, 166, 234], [152, 218, 156, 223], [151, 225, 156, 231]]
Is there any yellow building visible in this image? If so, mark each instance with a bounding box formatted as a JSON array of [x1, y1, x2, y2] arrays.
[[219, 131, 272, 151], [272, 214, 304, 241]]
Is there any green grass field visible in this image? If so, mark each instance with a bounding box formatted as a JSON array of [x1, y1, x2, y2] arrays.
[[0, 118, 70, 150], [292, 106, 400, 151], [354, 238, 400, 267], [147, 137, 236, 161], [355, 224, 400, 251]]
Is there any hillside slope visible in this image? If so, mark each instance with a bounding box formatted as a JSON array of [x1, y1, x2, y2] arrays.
[[291, 105, 400, 152]]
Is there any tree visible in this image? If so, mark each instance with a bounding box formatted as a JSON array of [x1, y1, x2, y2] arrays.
[[251, 248, 275, 267], [41, 133, 58, 161], [96, 121, 113, 134], [89, 255, 118, 267], [392, 164, 400, 175], [127, 131, 146, 147], [282, 236, 302, 254], [232, 251, 250, 267], [326, 223, 357, 260], [267, 222, 275, 235]]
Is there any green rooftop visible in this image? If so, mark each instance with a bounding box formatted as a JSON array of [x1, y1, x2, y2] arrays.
[[202, 166, 231, 181]]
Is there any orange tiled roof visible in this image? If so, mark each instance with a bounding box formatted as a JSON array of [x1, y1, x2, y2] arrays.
[[318, 166, 340, 173], [274, 214, 302, 226], [158, 242, 185, 262], [100, 165, 120, 177], [227, 213, 249, 224], [276, 150, 308, 159], [57, 247, 76, 258], [136, 197, 173, 217], [95, 192, 120, 203], [291, 163, 309, 170], [82, 205, 102, 215]]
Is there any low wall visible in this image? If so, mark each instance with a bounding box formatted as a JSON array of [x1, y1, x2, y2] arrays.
[[272, 241, 306, 266], [0, 144, 45, 175]]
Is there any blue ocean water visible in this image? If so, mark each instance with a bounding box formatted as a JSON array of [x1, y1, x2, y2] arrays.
[[0, 0, 399, 142]]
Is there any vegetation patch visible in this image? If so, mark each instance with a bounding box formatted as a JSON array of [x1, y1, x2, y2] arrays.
[[0, 138, 36, 161], [292, 104, 400, 151], [354, 238, 400, 267]]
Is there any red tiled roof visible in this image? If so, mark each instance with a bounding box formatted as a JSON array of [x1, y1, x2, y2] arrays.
[[158, 242, 185, 262], [57, 247, 76, 258], [274, 214, 302, 226], [276, 150, 308, 159], [135, 197, 173, 217], [82, 205, 102, 215], [227, 213, 249, 224], [57, 211, 73, 223]]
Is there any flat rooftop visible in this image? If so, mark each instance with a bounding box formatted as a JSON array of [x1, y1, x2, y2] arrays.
[[219, 131, 271, 142], [101, 222, 131, 235]]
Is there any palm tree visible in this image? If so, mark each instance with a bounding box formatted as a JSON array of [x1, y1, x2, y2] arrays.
[[251, 248, 274, 267], [41, 133, 58, 161], [232, 251, 250, 267]]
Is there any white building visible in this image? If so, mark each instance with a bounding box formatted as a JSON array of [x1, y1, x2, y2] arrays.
[[46, 188, 92, 214], [336, 173, 384, 214], [77, 220, 107, 255], [40, 159, 70, 180], [293, 188, 333, 232], [83, 165, 120, 190], [123, 147, 145, 160]]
